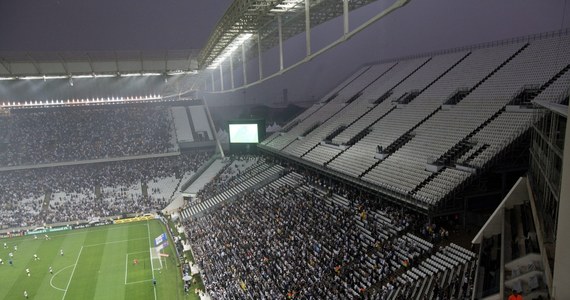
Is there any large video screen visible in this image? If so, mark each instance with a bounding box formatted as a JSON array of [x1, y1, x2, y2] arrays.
[[229, 123, 259, 143]]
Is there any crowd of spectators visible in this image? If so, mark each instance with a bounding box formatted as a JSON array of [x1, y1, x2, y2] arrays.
[[193, 155, 261, 204], [183, 166, 440, 299], [0, 106, 175, 166], [0, 151, 211, 228]]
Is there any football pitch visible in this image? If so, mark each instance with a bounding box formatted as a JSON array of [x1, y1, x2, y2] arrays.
[[0, 220, 189, 300]]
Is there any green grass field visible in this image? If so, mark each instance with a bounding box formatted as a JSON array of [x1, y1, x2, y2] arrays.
[[0, 220, 193, 300]]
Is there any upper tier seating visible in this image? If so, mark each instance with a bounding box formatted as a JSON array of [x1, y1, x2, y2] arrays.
[[0, 106, 175, 166], [263, 34, 570, 208]]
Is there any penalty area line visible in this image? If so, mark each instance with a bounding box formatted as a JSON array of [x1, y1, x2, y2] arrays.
[[125, 279, 153, 285]]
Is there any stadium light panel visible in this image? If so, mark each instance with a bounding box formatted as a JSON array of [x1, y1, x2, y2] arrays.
[[207, 33, 252, 70]]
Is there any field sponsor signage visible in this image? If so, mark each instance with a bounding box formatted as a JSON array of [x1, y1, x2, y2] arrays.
[[25, 225, 72, 236], [154, 233, 167, 246], [113, 215, 155, 224], [72, 220, 113, 230], [0, 231, 25, 239]]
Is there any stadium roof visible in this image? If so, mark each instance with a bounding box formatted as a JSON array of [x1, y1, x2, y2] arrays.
[[0, 0, 232, 79], [198, 0, 383, 69], [0, 0, 390, 79], [0, 50, 199, 79]]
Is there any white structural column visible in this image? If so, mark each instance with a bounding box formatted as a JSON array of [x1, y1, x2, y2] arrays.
[[241, 43, 247, 85], [257, 33, 263, 79], [219, 64, 224, 91], [210, 72, 215, 91], [305, 0, 311, 56], [343, 0, 349, 35], [278, 14, 284, 71], [229, 54, 235, 89]]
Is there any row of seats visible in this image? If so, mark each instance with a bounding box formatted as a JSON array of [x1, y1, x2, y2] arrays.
[[264, 34, 570, 209], [375, 243, 476, 300], [182, 162, 471, 299], [180, 163, 284, 219]]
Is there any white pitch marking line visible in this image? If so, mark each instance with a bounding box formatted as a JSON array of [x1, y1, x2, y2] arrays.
[[84, 237, 148, 248], [125, 253, 129, 285], [125, 279, 153, 285], [49, 264, 75, 292], [62, 246, 83, 300], [147, 221, 157, 300]]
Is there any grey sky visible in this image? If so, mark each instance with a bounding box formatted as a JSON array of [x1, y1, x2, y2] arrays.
[[0, 0, 233, 51]]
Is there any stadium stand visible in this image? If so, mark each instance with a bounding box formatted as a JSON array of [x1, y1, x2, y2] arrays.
[[260, 33, 570, 211], [171, 106, 195, 143], [181, 160, 472, 299], [0, 152, 211, 228], [0, 106, 175, 166], [189, 106, 214, 141], [180, 156, 285, 218]]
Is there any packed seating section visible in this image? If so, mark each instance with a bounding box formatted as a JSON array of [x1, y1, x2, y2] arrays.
[[0, 152, 211, 228], [182, 158, 476, 299], [0, 105, 175, 166]]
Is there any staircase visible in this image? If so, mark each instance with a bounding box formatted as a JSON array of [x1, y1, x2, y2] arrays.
[[359, 156, 382, 179], [324, 125, 348, 143], [396, 89, 421, 104], [434, 107, 506, 167], [185, 107, 199, 140], [324, 148, 346, 166], [299, 143, 322, 158], [410, 168, 445, 195], [345, 91, 363, 104], [301, 121, 321, 137], [418, 51, 472, 97], [322, 92, 339, 104], [346, 128, 372, 146], [373, 90, 393, 104], [508, 86, 540, 106], [469, 43, 530, 93], [383, 132, 416, 154], [379, 106, 443, 159], [433, 139, 477, 167], [282, 119, 301, 133], [444, 88, 470, 105], [346, 106, 398, 146], [38, 192, 52, 221], [537, 63, 570, 95], [461, 144, 490, 166], [333, 58, 432, 147]]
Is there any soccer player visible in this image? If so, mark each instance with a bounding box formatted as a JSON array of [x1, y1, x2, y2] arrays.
[[9, 252, 13, 258], [26, 268, 30, 277], [9, 259, 13, 266], [60, 249, 64, 256], [0, 258, 3, 265], [24, 290, 28, 299], [3, 242, 6, 249], [133, 258, 139, 265], [49, 266, 53, 275], [44, 234, 49, 240], [34, 235, 38, 240], [33, 254, 39, 261], [14, 245, 17, 251]]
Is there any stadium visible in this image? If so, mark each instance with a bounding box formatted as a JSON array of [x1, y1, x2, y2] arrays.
[[0, 1, 569, 299]]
